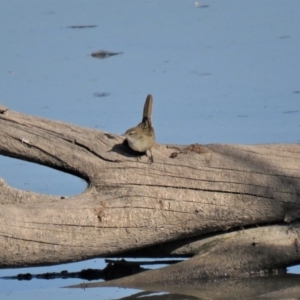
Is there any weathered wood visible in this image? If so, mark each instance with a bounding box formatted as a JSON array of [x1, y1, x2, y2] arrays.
[[1, 105, 300, 280], [80, 224, 300, 288], [70, 273, 300, 300]]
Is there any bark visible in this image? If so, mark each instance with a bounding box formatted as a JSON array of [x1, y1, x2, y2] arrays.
[[1, 104, 300, 280]]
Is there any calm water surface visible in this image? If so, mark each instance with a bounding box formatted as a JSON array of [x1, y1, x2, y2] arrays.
[[1, 0, 300, 298]]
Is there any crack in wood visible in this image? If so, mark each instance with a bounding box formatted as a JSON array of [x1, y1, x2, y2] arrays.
[[74, 139, 120, 163]]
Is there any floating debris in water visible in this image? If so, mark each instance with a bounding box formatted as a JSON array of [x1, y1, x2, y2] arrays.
[[91, 50, 123, 59], [94, 92, 110, 98], [283, 110, 299, 114], [279, 35, 290, 39], [194, 2, 209, 8], [198, 72, 211, 77], [67, 25, 97, 29]]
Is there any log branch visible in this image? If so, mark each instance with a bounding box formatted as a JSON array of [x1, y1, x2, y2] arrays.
[[1, 104, 300, 281]]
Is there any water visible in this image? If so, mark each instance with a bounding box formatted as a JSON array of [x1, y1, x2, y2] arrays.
[[1, 0, 300, 298]]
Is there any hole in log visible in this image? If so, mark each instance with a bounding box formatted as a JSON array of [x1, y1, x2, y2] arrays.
[[0, 156, 86, 196]]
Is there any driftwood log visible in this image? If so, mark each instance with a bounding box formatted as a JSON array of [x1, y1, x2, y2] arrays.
[[1, 103, 300, 288]]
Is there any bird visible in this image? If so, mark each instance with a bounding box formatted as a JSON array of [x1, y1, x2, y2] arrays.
[[124, 94, 155, 162]]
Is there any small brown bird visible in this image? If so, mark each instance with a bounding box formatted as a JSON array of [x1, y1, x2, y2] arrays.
[[124, 94, 155, 162]]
